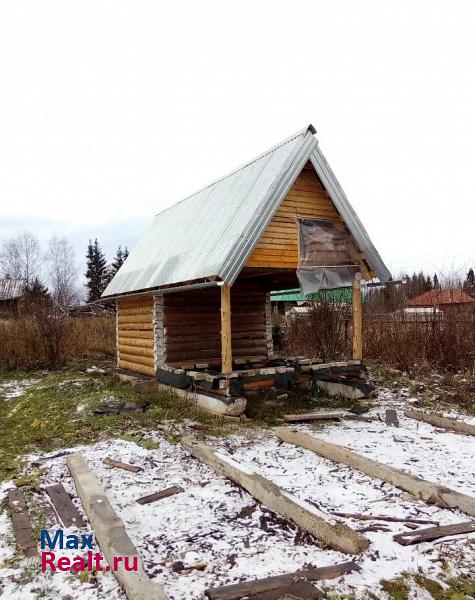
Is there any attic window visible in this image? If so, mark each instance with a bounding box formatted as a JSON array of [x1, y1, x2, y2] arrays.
[[297, 218, 359, 293]]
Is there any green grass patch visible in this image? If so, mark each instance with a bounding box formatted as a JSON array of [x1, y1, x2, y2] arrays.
[[245, 386, 356, 425], [0, 369, 228, 481], [380, 576, 410, 600]]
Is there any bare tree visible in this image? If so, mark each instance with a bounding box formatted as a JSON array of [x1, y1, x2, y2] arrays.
[[45, 235, 78, 309], [0, 231, 41, 284]]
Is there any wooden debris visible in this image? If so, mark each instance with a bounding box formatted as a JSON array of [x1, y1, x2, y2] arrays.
[[188, 423, 210, 431], [205, 561, 360, 600], [282, 412, 344, 423], [46, 484, 86, 528], [8, 488, 37, 557], [103, 458, 142, 473], [276, 427, 475, 518], [136, 486, 183, 505], [394, 521, 475, 545], [252, 580, 323, 600], [182, 438, 369, 555], [385, 409, 399, 427], [330, 511, 438, 525], [404, 409, 475, 437]]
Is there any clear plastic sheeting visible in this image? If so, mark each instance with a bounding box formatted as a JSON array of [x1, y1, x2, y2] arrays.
[[297, 266, 358, 294], [297, 218, 360, 293]]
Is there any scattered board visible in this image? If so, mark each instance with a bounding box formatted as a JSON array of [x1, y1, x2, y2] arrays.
[[205, 561, 360, 600], [385, 409, 399, 427], [46, 483, 86, 528], [136, 486, 183, 505], [103, 458, 142, 473], [276, 427, 475, 518], [252, 580, 323, 599], [330, 511, 438, 525], [8, 488, 37, 558], [404, 409, 475, 437], [283, 412, 344, 423], [182, 438, 369, 555], [394, 521, 475, 546]]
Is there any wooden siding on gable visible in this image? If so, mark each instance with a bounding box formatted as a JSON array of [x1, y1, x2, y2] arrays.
[[117, 295, 155, 376], [245, 166, 341, 269]]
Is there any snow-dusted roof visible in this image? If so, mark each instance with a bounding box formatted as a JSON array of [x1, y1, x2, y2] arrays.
[[0, 278, 25, 301], [103, 125, 391, 298]]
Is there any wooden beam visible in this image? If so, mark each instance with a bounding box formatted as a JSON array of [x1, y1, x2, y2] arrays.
[[352, 273, 363, 361], [205, 561, 360, 600], [181, 437, 369, 554], [276, 427, 475, 518], [220, 283, 232, 374], [404, 409, 475, 437]]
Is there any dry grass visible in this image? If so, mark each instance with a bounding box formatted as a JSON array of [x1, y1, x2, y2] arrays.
[[364, 312, 474, 374], [0, 315, 115, 371], [281, 302, 474, 374]]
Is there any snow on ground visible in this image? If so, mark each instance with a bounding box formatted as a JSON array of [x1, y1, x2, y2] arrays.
[[0, 379, 41, 401], [1, 387, 474, 599]]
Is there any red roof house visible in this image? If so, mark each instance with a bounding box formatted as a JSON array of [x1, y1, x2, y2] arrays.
[[407, 288, 475, 312]]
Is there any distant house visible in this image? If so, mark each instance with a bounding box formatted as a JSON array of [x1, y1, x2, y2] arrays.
[[0, 278, 26, 318], [407, 289, 475, 315]]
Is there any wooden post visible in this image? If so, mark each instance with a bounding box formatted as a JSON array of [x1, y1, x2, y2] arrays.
[[221, 283, 232, 373], [352, 273, 363, 361]]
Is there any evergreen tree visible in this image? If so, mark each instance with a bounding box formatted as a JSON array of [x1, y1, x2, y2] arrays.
[[24, 277, 51, 310], [85, 239, 108, 302], [106, 245, 130, 283], [433, 273, 440, 289], [463, 268, 475, 296]]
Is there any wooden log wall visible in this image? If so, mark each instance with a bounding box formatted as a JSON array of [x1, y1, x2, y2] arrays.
[[117, 295, 155, 376], [245, 163, 342, 269], [164, 279, 268, 366]]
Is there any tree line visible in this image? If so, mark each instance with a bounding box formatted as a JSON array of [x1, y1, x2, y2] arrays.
[[0, 231, 129, 308]]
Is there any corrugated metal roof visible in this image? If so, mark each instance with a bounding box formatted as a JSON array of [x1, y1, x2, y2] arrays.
[[271, 287, 352, 303], [0, 278, 25, 300], [102, 125, 391, 298]]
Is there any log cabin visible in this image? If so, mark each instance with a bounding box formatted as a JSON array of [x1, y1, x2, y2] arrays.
[[102, 125, 391, 414]]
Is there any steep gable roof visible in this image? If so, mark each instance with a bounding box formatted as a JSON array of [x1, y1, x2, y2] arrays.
[[103, 125, 390, 298]]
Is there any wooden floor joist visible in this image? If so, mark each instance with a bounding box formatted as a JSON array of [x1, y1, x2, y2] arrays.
[[404, 409, 475, 436], [181, 437, 369, 555], [67, 454, 168, 600], [276, 428, 475, 518]]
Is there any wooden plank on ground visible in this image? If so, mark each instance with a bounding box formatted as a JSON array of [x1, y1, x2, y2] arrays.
[[8, 488, 37, 557], [330, 511, 438, 525], [276, 427, 475, 518], [404, 409, 475, 436], [252, 580, 323, 599], [393, 521, 475, 546], [136, 486, 183, 505], [103, 458, 143, 473], [67, 454, 167, 600], [205, 561, 360, 600], [283, 412, 344, 423], [385, 409, 399, 427], [46, 483, 86, 528], [182, 437, 368, 555]]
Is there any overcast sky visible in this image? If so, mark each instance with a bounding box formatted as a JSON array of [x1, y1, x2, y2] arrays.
[[1, 1, 474, 283]]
